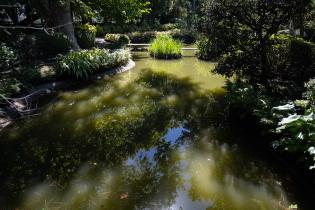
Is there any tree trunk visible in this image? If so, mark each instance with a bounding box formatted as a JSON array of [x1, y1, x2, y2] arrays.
[[53, 1, 80, 50], [33, 0, 80, 50], [259, 39, 270, 85]]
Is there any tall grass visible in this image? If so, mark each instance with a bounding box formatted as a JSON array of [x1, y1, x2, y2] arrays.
[[56, 49, 130, 79], [149, 35, 182, 59]]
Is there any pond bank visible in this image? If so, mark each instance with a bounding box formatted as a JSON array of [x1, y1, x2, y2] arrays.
[[0, 59, 136, 131]]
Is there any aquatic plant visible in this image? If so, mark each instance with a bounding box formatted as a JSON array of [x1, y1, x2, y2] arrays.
[[149, 35, 182, 59], [56, 48, 130, 79]]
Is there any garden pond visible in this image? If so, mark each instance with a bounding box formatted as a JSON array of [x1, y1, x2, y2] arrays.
[[0, 51, 313, 210]]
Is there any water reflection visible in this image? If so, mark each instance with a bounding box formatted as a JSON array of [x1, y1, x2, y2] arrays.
[[0, 53, 299, 209]]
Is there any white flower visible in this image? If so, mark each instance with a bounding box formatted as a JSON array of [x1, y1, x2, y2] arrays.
[[278, 114, 300, 126], [302, 112, 314, 122], [308, 147, 315, 155], [297, 132, 304, 140], [273, 103, 295, 111]]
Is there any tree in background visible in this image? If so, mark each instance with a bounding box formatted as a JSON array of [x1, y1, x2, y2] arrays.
[[87, 0, 150, 25], [29, 0, 80, 50], [0, 0, 151, 49], [145, 0, 201, 24], [198, 0, 312, 84]]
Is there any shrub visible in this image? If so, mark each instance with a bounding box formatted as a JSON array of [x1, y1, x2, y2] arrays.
[[270, 79, 315, 170], [75, 23, 97, 49], [197, 36, 231, 60], [105, 33, 130, 44], [268, 35, 315, 97], [104, 33, 121, 43], [104, 34, 130, 49], [127, 31, 157, 43], [165, 29, 196, 44], [196, 36, 214, 60], [95, 25, 106, 37], [305, 79, 315, 105], [149, 35, 182, 59], [56, 48, 130, 79], [161, 23, 177, 31], [118, 34, 130, 46], [0, 78, 22, 96], [127, 30, 196, 44], [36, 32, 71, 56], [215, 35, 315, 98], [18, 66, 42, 85], [0, 43, 17, 71]]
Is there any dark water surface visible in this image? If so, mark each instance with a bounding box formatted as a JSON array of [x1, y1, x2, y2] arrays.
[[0, 52, 307, 209]]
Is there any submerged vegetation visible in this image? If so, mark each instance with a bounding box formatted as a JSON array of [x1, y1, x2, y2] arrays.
[[149, 35, 182, 59]]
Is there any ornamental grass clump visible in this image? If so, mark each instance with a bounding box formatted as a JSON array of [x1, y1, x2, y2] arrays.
[[57, 48, 130, 79], [149, 35, 182, 59]]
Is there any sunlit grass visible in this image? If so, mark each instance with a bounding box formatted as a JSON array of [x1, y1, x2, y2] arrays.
[[149, 35, 182, 59]]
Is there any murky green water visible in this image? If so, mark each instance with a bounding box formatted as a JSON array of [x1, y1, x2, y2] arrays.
[[0, 52, 305, 209]]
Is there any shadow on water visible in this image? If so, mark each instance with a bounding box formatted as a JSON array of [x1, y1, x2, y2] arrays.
[[0, 55, 312, 209]]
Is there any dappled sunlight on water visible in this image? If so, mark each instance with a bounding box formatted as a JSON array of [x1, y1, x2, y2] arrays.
[[0, 52, 299, 209], [21, 127, 290, 210]]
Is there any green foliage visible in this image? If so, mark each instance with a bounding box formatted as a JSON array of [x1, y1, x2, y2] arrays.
[[0, 43, 17, 71], [104, 34, 122, 43], [305, 79, 315, 105], [161, 23, 177, 31], [118, 34, 131, 46], [87, 0, 150, 25], [0, 43, 21, 96], [271, 100, 315, 170], [198, 0, 308, 84], [105, 34, 130, 48], [95, 25, 106, 37], [215, 35, 315, 98], [252, 78, 315, 171], [196, 36, 223, 60], [56, 48, 130, 79], [165, 29, 196, 44], [127, 29, 195, 44], [145, 0, 197, 24], [71, 0, 96, 21], [75, 23, 97, 49], [222, 80, 271, 125], [268, 36, 315, 97], [128, 31, 157, 43], [36, 32, 71, 56], [0, 78, 22, 96], [214, 50, 254, 79], [149, 35, 182, 59], [18, 67, 42, 85]]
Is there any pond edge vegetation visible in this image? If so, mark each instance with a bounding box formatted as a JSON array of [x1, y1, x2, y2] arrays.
[[149, 35, 182, 59], [0, 53, 135, 131]]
